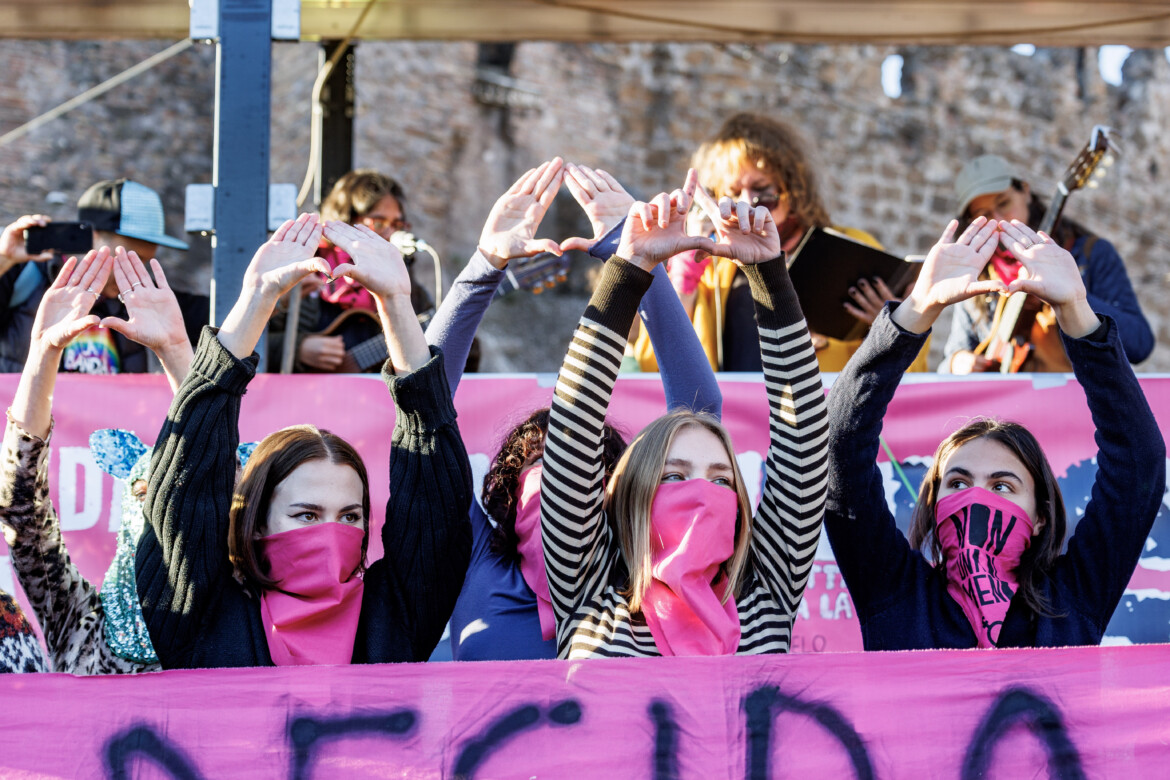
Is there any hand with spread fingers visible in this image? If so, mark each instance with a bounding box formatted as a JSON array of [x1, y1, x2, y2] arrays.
[[844, 276, 901, 326], [29, 247, 112, 353], [997, 219, 1098, 337], [101, 248, 194, 389], [559, 163, 635, 253], [615, 169, 711, 271], [690, 183, 782, 266], [219, 214, 329, 360], [243, 213, 330, 302], [477, 158, 565, 269], [892, 217, 1005, 334], [322, 221, 410, 302]]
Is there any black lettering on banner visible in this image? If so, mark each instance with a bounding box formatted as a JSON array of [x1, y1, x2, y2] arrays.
[[968, 504, 990, 548], [288, 710, 417, 780], [743, 686, 875, 780], [452, 699, 582, 779], [650, 700, 680, 780], [103, 724, 206, 780], [961, 687, 1087, 780], [987, 514, 1016, 555]]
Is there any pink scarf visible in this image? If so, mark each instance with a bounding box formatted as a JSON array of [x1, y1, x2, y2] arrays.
[[936, 487, 1034, 648], [256, 523, 366, 666], [512, 464, 556, 640], [642, 479, 741, 656], [989, 248, 1022, 286], [317, 242, 378, 313], [666, 251, 712, 295]]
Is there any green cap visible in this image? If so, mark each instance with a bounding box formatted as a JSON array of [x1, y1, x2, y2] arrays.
[[954, 155, 1019, 216]]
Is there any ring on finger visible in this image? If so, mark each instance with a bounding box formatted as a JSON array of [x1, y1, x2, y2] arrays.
[[117, 291, 134, 303], [130, 281, 145, 290], [85, 286, 98, 296]]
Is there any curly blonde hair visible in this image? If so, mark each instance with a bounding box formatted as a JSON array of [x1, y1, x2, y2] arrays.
[[692, 112, 830, 231]]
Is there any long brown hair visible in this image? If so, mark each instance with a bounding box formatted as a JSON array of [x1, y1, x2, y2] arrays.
[[605, 410, 754, 613], [692, 112, 830, 232], [485, 408, 627, 562], [229, 425, 371, 590], [908, 419, 1066, 617]]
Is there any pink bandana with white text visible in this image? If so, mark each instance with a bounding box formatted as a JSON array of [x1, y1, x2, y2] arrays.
[[935, 487, 1034, 648]]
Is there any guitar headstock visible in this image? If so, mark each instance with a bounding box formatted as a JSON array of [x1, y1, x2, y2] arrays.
[[1061, 125, 1120, 194], [496, 252, 572, 297]]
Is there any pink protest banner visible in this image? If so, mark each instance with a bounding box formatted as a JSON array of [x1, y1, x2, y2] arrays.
[[1, 372, 1168, 653], [1, 644, 1168, 777]]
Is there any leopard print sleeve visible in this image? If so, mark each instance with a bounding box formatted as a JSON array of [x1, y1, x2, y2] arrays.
[[0, 417, 127, 674]]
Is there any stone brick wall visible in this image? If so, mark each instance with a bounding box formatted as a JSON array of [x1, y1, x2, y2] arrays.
[[2, 39, 1168, 371]]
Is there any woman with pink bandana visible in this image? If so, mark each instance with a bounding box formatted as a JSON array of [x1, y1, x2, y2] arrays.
[[825, 217, 1164, 649]]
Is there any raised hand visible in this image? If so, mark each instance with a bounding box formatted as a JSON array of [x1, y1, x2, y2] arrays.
[[29, 247, 112, 353], [322, 221, 410, 302], [691, 183, 782, 266], [559, 163, 635, 253], [243, 213, 329, 302], [997, 220, 1098, 338], [477, 158, 565, 269], [844, 276, 900, 325], [218, 214, 328, 360], [101, 248, 189, 352], [0, 214, 54, 270], [892, 217, 1004, 334], [614, 169, 709, 271]]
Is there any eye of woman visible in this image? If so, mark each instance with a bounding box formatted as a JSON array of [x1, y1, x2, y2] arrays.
[[660, 472, 685, 483], [992, 481, 1015, 493], [294, 511, 319, 523], [946, 477, 970, 490], [341, 512, 364, 525], [712, 476, 733, 488]]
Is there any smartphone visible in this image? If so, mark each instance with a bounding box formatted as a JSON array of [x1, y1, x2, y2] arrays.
[[25, 222, 93, 255], [587, 218, 625, 261]]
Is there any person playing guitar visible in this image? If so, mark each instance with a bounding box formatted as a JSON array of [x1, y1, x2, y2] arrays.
[[943, 150, 1153, 373], [267, 170, 438, 373]]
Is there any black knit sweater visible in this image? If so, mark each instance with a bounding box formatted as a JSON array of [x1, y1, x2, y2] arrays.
[[135, 328, 472, 668]]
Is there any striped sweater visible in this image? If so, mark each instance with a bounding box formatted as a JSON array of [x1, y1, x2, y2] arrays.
[[540, 256, 829, 659]]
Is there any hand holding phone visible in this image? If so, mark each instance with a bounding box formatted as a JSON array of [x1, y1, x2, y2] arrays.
[[25, 222, 93, 255], [0, 215, 55, 267]]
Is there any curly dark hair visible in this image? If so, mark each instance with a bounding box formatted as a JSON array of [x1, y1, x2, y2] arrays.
[[485, 407, 627, 563]]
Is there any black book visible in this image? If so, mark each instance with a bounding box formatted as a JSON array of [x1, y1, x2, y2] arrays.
[[786, 227, 923, 341]]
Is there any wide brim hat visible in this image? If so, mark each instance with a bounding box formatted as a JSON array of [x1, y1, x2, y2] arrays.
[[78, 179, 189, 250], [953, 155, 1020, 217]]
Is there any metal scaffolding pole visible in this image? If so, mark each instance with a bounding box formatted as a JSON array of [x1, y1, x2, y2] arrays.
[[209, 0, 272, 362]]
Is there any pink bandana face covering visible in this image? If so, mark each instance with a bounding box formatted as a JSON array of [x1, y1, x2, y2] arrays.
[[256, 522, 366, 666], [512, 464, 556, 640], [935, 487, 1035, 648], [642, 479, 741, 657]]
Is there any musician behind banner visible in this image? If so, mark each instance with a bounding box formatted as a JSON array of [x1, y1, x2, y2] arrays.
[[266, 170, 438, 373], [942, 154, 1153, 374]]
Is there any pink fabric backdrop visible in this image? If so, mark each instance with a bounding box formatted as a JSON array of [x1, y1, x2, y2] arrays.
[[0, 644, 1166, 777]]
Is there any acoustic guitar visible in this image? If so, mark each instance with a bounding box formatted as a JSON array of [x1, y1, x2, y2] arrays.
[[980, 126, 1117, 373]]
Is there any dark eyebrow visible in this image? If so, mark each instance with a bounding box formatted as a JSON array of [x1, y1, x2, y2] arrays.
[[664, 458, 692, 469], [289, 502, 364, 514], [988, 471, 1023, 483], [943, 466, 973, 480]]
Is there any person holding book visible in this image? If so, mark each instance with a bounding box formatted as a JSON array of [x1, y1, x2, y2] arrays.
[[629, 112, 926, 372], [942, 154, 1152, 372], [825, 216, 1164, 649]]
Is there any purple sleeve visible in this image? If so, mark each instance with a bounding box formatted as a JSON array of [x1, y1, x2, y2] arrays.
[[637, 265, 723, 418], [424, 252, 505, 395]]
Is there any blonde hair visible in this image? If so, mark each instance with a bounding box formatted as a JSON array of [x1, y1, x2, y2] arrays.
[[692, 112, 830, 231], [604, 410, 754, 613]]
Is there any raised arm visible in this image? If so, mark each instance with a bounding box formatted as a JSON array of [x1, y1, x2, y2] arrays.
[[319, 217, 474, 660], [997, 220, 1164, 627], [136, 217, 323, 665], [825, 218, 1004, 613], [563, 163, 721, 417], [1, 249, 112, 669], [1078, 237, 1154, 363], [689, 184, 827, 635], [426, 159, 564, 391]]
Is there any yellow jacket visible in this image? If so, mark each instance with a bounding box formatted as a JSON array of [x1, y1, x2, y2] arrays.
[[632, 226, 929, 373]]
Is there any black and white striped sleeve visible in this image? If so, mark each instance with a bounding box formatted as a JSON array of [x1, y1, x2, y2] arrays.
[[540, 258, 653, 638], [740, 258, 830, 632]]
